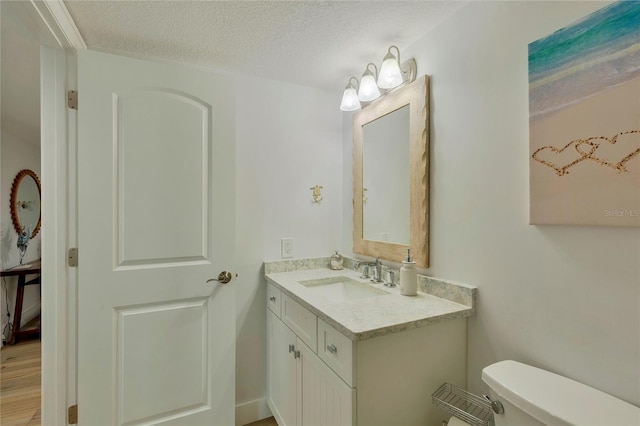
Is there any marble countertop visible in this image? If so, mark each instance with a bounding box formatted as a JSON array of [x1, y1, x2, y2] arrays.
[[266, 267, 475, 341]]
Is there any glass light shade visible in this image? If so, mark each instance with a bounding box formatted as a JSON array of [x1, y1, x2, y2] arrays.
[[377, 52, 403, 89], [340, 86, 361, 111], [358, 71, 380, 102]]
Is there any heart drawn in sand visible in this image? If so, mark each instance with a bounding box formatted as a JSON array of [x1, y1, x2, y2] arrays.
[[531, 139, 597, 176], [575, 130, 640, 173]]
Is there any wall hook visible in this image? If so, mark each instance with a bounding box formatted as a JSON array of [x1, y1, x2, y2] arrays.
[[310, 185, 323, 203]]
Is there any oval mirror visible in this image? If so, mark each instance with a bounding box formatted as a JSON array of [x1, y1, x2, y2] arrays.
[[10, 169, 41, 239]]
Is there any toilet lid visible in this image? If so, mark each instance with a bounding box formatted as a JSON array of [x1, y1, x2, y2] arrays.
[[482, 360, 640, 426]]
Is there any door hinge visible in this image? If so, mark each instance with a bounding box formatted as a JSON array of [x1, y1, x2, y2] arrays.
[[68, 404, 78, 424], [68, 248, 78, 267], [67, 90, 78, 110]]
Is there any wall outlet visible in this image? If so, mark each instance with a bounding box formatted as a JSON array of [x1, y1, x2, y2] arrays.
[[281, 238, 294, 258]]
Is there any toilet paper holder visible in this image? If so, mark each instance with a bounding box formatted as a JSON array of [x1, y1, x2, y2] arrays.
[[432, 382, 493, 426]]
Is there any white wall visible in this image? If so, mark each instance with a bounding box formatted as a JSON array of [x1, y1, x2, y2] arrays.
[[235, 75, 343, 416], [345, 0, 639, 407]]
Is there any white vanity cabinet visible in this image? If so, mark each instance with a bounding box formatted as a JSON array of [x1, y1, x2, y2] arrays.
[[267, 309, 298, 426], [267, 290, 354, 426], [266, 281, 468, 426]]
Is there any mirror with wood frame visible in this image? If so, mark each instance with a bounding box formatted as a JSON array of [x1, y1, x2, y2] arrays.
[[353, 75, 429, 267], [10, 169, 41, 239]]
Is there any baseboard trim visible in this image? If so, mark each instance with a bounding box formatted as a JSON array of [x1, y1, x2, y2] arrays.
[[236, 397, 272, 426], [21, 302, 41, 327]]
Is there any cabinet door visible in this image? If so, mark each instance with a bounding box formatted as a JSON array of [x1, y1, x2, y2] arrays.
[[298, 341, 355, 426], [267, 310, 298, 426]]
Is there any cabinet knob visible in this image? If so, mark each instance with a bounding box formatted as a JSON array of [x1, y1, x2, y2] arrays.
[[294, 350, 301, 359], [270, 296, 276, 302], [289, 344, 295, 353], [327, 344, 338, 354]]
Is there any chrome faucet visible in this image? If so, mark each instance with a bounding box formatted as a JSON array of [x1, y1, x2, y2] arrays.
[[359, 264, 370, 279], [358, 262, 373, 279], [384, 269, 397, 287], [357, 258, 381, 281], [371, 257, 384, 283]]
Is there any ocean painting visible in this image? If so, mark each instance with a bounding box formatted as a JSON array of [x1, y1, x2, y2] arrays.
[[529, 1, 640, 226]]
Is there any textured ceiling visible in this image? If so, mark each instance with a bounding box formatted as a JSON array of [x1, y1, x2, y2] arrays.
[[64, 0, 467, 92], [2, 1, 467, 148]]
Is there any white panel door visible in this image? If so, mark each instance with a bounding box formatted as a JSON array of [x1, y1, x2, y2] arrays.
[[299, 342, 354, 426], [266, 311, 298, 426], [77, 50, 236, 425]]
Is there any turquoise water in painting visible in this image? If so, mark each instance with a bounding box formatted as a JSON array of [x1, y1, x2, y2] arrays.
[[528, 1, 640, 119]]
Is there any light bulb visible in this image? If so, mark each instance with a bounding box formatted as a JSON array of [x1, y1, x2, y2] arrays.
[[340, 86, 361, 111], [378, 51, 403, 89], [358, 67, 380, 102]]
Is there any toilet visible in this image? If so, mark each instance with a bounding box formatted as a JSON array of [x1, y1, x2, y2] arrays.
[[482, 360, 640, 426]]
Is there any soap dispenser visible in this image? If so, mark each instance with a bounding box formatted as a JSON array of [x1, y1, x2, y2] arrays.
[[330, 251, 344, 270], [400, 249, 417, 296]]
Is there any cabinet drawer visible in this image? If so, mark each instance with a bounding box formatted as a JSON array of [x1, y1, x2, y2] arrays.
[[282, 294, 317, 352], [267, 282, 282, 318], [318, 318, 353, 386]]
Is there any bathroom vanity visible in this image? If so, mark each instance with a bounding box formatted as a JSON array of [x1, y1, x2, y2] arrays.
[[265, 261, 476, 426]]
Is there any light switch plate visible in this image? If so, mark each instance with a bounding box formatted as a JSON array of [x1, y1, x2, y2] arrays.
[[281, 238, 294, 258]]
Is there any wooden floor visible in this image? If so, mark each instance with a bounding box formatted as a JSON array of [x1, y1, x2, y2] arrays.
[[0, 338, 274, 426], [1, 339, 41, 426]]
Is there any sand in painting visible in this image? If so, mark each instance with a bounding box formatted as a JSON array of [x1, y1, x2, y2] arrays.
[[529, 76, 640, 226], [528, 1, 640, 226]]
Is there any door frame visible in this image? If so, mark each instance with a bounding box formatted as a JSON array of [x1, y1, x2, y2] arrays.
[[13, 1, 86, 424]]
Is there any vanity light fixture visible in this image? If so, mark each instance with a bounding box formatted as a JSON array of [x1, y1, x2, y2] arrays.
[[340, 77, 361, 111], [339, 45, 417, 111], [357, 63, 381, 102], [378, 45, 417, 89]]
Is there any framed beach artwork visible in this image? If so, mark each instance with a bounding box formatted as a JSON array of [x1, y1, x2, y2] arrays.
[[529, 1, 640, 226]]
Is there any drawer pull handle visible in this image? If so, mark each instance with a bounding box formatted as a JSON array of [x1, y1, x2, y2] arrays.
[[327, 344, 338, 354], [269, 296, 276, 302], [294, 350, 301, 359], [289, 344, 295, 353]]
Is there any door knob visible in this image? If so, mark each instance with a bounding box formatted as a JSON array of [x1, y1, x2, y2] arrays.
[[207, 271, 233, 284]]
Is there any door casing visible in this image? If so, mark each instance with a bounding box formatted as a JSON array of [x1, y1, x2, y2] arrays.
[[10, 1, 87, 424]]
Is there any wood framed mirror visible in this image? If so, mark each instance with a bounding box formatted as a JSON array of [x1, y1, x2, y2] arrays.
[[353, 75, 429, 267], [10, 169, 42, 239]]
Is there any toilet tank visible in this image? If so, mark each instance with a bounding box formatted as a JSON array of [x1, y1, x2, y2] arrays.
[[482, 360, 640, 426]]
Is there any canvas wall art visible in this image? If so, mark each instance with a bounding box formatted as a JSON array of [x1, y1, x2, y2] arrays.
[[529, 1, 640, 226]]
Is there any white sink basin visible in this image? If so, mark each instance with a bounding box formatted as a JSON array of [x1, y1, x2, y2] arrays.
[[299, 276, 389, 303]]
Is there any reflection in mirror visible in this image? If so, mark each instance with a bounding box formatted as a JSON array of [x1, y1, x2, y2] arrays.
[[362, 105, 410, 244], [10, 169, 42, 239], [353, 75, 429, 267]]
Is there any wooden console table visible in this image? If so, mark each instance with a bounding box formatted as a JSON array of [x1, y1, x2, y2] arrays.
[[0, 260, 41, 345]]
